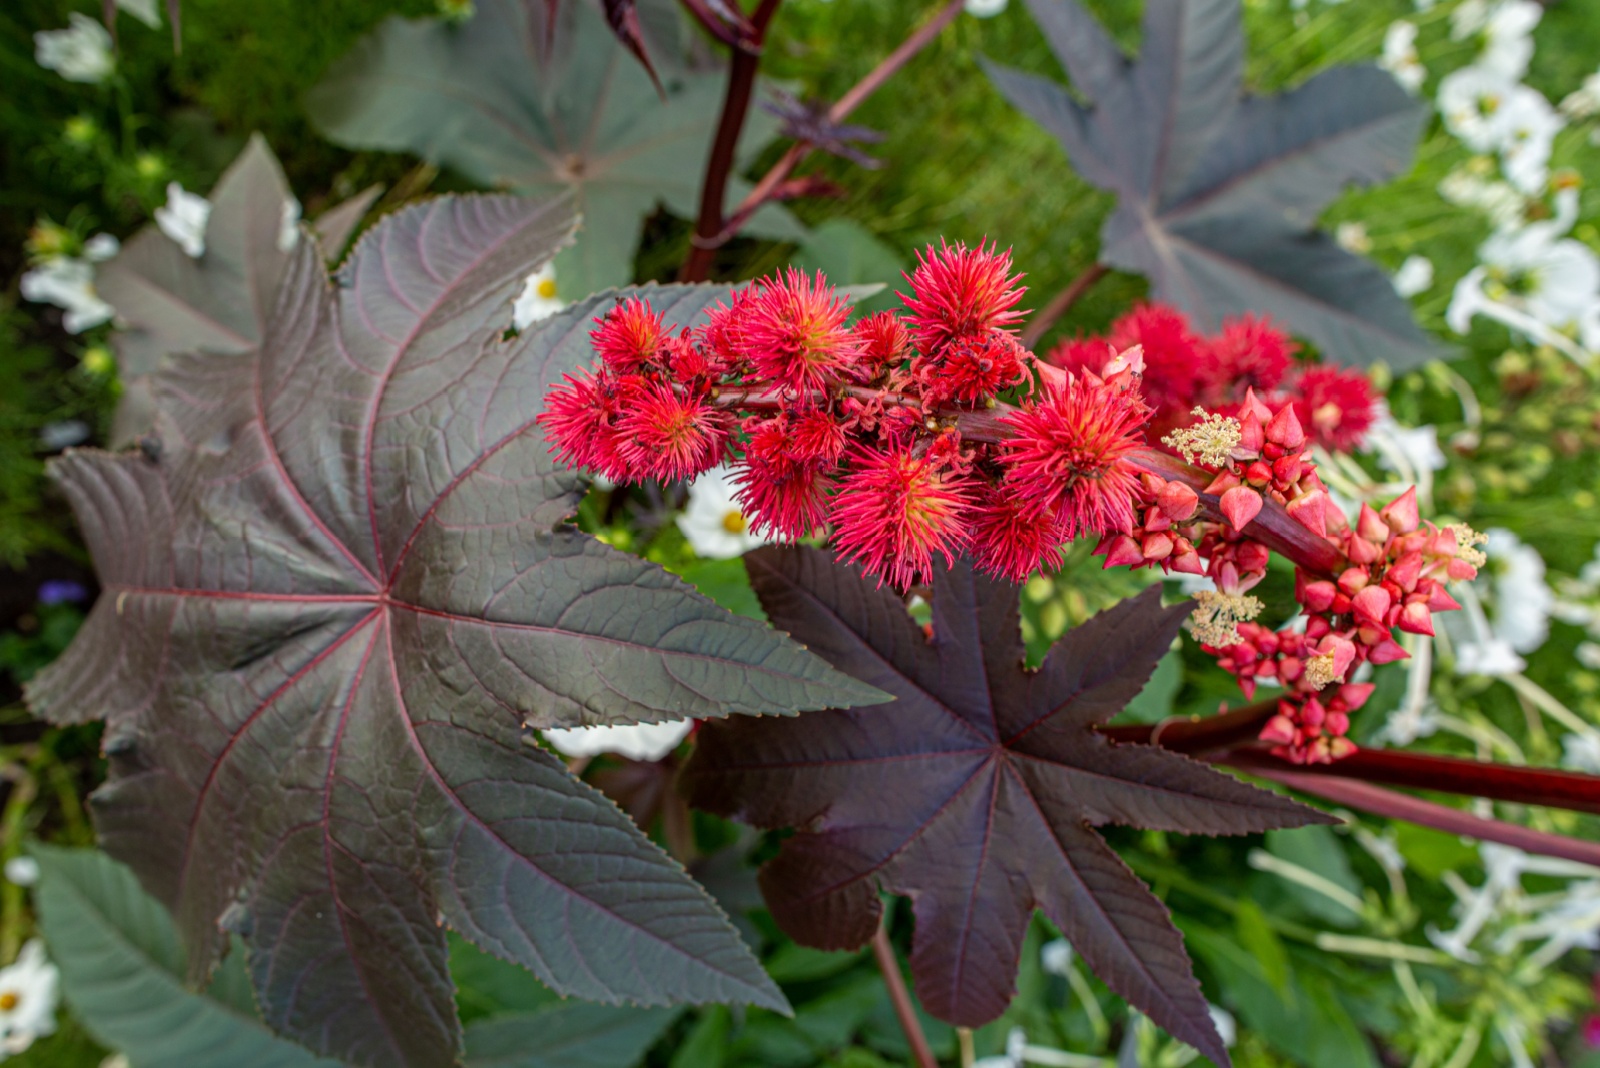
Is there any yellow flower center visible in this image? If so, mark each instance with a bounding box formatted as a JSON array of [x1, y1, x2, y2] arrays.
[[721, 510, 747, 535], [536, 279, 558, 300], [0, 991, 21, 1012]]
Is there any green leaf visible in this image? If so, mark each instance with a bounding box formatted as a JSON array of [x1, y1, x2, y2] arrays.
[[1265, 827, 1362, 928], [668, 1007, 730, 1068], [1120, 648, 1182, 724], [308, 0, 801, 300], [29, 845, 339, 1068], [675, 558, 768, 622], [1394, 823, 1477, 881], [762, 943, 866, 985], [463, 1002, 679, 1068], [1232, 899, 1289, 996]]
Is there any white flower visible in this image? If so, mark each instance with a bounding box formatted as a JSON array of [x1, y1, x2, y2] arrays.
[[1040, 938, 1074, 977], [1376, 699, 1442, 745], [82, 233, 119, 262], [1380, 21, 1426, 94], [279, 196, 302, 253], [541, 720, 692, 762], [1438, 167, 1526, 230], [972, 1027, 1027, 1068], [34, 14, 114, 84], [1454, 635, 1526, 677], [20, 257, 113, 333], [1476, 1, 1542, 81], [116, 0, 161, 29], [512, 261, 563, 330], [964, 0, 1008, 16], [2, 859, 38, 888], [1561, 71, 1600, 120], [1448, 211, 1600, 354], [0, 941, 58, 1056], [1438, 66, 1518, 152], [1335, 221, 1371, 254], [1369, 412, 1447, 475], [677, 465, 767, 560], [1495, 87, 1564, 194], [1209, 1004, 1238, 1048], [1579, 641, 1600, 669], [155, 182, 212, 258], [1563, 731, 1600, 774], [1393, 254, 1434, 297]]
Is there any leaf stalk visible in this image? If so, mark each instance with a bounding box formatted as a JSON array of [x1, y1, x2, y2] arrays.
[[871, 913, 938, 1068]]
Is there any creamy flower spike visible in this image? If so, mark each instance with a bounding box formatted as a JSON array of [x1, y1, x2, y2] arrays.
[[34, 14, 113, 84], [0, 941, 58, 1056]]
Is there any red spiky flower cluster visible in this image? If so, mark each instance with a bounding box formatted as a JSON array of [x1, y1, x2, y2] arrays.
[[539, 244, 1478, 765], [1050, 303, 1378, 452]]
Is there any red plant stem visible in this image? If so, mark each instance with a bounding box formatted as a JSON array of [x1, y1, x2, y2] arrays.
[[871, 916, 938, 1068], [711, 0, 967, 246], [680, 0, 785, 283], [1234, 764, 1600, 868], [1099, 700, 1282, 754], [1224, 746, 1600, 818], [1019, 262, 1110, 349]]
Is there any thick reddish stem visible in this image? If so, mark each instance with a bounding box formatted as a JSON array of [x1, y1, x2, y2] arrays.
[[871, 917, 938, 1068], [712, 0, 967, 246], [680, 0, 784, 283], [1099, 700, 1281, 754], [1234, 764, 1600, 868], [1019, 263, 1109, 349], [1127, 447, 1349, 580], [1224, 747, 1600, 817]]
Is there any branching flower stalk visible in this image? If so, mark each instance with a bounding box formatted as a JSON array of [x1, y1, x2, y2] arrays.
[[541, 245, 1486, 764]]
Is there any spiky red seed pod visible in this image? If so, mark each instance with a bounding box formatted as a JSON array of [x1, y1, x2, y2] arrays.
[[970, 484, 1069, 583], [1046, 335, 1118, 378], [699, 287, 758, 365], [614, 383, 727, 482], [591, 297, 666, 374], [915, 330, 1030, 406], [1293, 366, 1378, 451], [737, 269, 858, 393], [1106, 303, 1206, 431], [538, 369, 629, 479], [831, 447, 973, 589], [852, 310, 911, 378], [733, 416, 834, 540], [1199, 315, 1296, 400], [1000, 373, 1150, 538], [901, 240, 1026, 354], [789, 406, 848, 467]]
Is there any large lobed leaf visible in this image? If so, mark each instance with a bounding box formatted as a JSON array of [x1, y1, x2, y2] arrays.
[[96, 137, 381, 446], [27, 193, 883, 1067], [984, 0, 1438, 369], [683, 548, 1334, 1067], [308, 0, 804, 301]]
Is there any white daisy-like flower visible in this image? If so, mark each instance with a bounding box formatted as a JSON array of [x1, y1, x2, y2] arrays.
[[1494, 87, 1564, 194], [155, 182, 212, 258], [1438, 66, 1518, 152], [541, 720, 692, 762], [1380, 21, 1426, 94], [512, 261, 563, 330], [1335, 221, 1372, 254], [1563, 731, 1600, 774], [1579, 641, 1600, 669], [1393, 254, 1435, 297], [34, 14, 114, 85], [1438, 167, 1526, 230], [2, 859, 38, 888], [0, 941, 59, 1056], [1209, 1004, 1238, 1048], [20, 257, 114, 334], [1561, 70, 1600, 120], [1453, 635, 1527, 677], [1472, 0, 1541, 81], [82, 233, 119, 262], [1448, 210, 1600, 354], [677, 465, 768, 560], [1482, 528, 1554, 653], [972, 1027, 1026, 1068], [1040, 938, 1074, 977], [279, 196, 302, 253], [964, 0, 1008, 16]]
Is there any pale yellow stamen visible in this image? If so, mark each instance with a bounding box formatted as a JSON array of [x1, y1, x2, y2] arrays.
[[1163, 408, 1242, 468], [1304, 652, 1339, 691], [536, 278, 558, 300], [1187, 590, 1264, 648], [1448, 523, 1488, 569], [721, 510, 747, 535]]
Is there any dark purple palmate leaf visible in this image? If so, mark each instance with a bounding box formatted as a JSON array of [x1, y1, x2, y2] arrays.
[[683, 548, 1335, 1067], [983, 0, 1437, 369], [26, 194, 885, 1068]]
